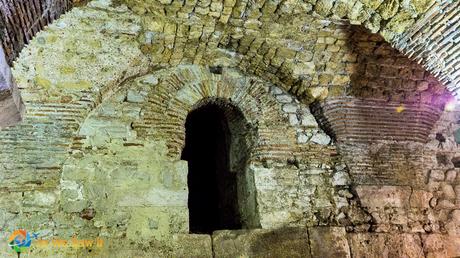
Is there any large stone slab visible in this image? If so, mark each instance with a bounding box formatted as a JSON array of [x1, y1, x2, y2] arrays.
[[212, 228, 311, 258], [348, 233, 423, 258], [355, 186, 411, 208], [308, 227, 350, 258], [27, 234, 212, 258]]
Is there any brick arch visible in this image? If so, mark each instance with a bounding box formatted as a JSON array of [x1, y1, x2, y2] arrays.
[[147, 65, 289, 159]]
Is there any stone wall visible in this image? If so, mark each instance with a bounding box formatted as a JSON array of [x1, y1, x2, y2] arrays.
[[0, 0, 458, 257], [0, 64, 371, 256], [11, 1, 449, 106], [61, 65, 358, 236], [394, 1, 460, 97], [0, 0, 72, 65], [2, 63, 459, 256]]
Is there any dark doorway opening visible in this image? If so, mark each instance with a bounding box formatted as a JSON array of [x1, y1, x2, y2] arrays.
[[181, 100, 259, 234]]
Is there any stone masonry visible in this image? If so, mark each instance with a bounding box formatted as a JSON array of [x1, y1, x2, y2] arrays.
[[0, 0, 459, 257]]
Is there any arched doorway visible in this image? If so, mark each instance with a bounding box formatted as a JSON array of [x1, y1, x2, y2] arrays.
[[181, 99, 260, 234]]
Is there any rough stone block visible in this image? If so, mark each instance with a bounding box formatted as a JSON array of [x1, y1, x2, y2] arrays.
[[301, 113, 318, 127], [355, 186, 411, 208], [310, 132, 331, 145], [127, 89, 147, 103], [308, 227, 350, 258], [282, 103, 298, 113], [67, 234, 212, 258], [422, 234, 460, 258], [349, 233, 423, 258], [22, 191, 57, 208], [430, 169, 445, 181], [276, 94, 293, 103], [410, 190, 432, 208], [212, 228, 311, 258], [289, 113, 300, 125], [332, 171, 351, 186], [170, 234, 213, 257]]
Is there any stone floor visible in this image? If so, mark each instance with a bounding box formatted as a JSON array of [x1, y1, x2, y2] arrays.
[[9, 227, 459, 258]]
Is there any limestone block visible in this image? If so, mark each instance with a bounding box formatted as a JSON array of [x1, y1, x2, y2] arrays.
[[314, 0, 334, 16], [430, 169, 445, 181], [445, 169, 457, 182], [355, 186, 411, 208], [310, 132, 331, 145], [212, 228, 311, 258], [62, 198, 88, 213], [244, 19, 262, 30], [377, 0, 399, 19], [410, 0, 434, 14], [118, 188, 188, 207], [384, 12, 415, 34], [84, 234, 212, 258], [301, 113, 319, 127], [282, 103, 298, 113], [289, 113, 300, 125], [271, 86, 283, 95], [332, 0, 349, 18], [332, 74, 350, 85], [361, 0, 384, 9], [307, 86, 328, 100], [137, 74, 159, 86], [79, 118, 134, 139], [22, 191, 57, 209], [446, 210, 460, 236], [348, 1, 364, 24], [276, 94, 293, 103], [332, 171, 351, 186], [122, 105, 141, 119], [410, 190, 432, 208], [442, 184, 456, 200], [292, 62, 316, 76], [349, 233, 423, 258], [308, 227, 350, 258], [170, 234, 213, 258], [0, 193, 23, 213], [297, 132, 309, 143], [422, 234, 460, 258], [126, 207, 189, 242], [318, 74, 333, 86]]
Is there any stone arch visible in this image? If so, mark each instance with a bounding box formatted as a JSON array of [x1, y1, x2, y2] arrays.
[[59, 65, 334, 237], [147, 66, 288, 159]]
